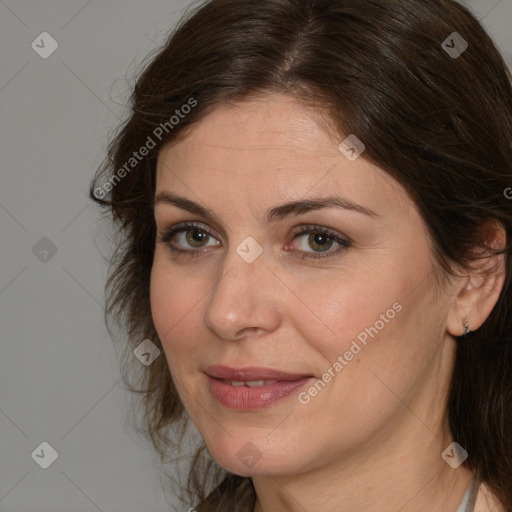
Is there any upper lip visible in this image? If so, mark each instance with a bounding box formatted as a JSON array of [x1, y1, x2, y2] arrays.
[[205, 365, 314, 381]]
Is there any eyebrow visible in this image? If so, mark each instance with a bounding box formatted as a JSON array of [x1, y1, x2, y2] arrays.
[[154, 191, 379, 222]]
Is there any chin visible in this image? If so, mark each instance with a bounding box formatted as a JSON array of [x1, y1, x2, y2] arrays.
[[203, 432, 314, 478]]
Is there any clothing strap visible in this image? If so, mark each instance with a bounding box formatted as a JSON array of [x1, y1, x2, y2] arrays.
[[456, 478, 479, 512]]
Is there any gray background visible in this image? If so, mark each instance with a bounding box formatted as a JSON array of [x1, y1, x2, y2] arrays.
[[0, 1, 511, 511]]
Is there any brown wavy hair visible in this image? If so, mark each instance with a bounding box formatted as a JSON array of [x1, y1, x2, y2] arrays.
[[89, 0, 512, 509]]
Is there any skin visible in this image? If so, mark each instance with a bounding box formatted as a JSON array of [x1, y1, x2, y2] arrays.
[[150, 93, 505, 512]]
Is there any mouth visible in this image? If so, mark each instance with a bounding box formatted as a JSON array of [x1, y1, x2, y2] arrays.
[[221, 379, 280, 387], [205, 365, 315, 409]]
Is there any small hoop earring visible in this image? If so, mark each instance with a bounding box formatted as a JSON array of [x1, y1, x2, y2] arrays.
[[462, 318, 471, 339]]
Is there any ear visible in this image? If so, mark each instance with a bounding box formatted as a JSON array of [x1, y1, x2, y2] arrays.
[[446, 221, 507, 337]]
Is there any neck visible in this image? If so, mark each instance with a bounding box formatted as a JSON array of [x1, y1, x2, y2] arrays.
[[251, 415, 474, 512]]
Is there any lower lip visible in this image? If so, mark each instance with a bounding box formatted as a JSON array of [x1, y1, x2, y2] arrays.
[[208, 376, 314, 409]]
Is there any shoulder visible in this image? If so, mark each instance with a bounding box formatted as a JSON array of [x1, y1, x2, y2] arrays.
[[474, 481, 508, 512]]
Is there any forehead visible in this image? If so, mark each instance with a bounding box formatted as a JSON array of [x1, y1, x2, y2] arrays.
[[155, 94, 413, 219]]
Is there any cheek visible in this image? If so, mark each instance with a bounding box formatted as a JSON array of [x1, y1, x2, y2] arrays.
[[316, 274, 442, 416], [297, 263, 439, 411], [292, 271, 407, 362], [149, 256, 204, 358]]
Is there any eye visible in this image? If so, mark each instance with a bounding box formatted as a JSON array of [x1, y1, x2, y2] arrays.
[[288, 225, 351, 260], [156, 221, 220, 257], [156, 222, 351, 261]]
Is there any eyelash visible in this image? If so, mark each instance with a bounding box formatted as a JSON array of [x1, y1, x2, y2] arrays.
[[156, 221, 351, 261]]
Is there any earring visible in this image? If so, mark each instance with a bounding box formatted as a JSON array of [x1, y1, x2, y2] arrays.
[[462, 318, 471, 339]]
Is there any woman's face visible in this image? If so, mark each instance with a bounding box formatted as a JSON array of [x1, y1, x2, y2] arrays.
[[150, 94, 458, 477]]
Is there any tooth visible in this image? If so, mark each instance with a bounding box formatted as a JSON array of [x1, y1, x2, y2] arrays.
[[223, 379, 279, 387], [229, 380, 245, 386], [245, 380, 265, 387]]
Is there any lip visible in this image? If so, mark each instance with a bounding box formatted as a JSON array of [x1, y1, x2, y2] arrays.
[[205, 365, 313, 381], [205, 365, 315, 410]]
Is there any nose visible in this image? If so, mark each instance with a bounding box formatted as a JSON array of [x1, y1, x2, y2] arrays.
[[203, 242, 281, 341]]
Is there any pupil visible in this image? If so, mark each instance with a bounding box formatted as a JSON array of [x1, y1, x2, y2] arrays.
[[310, 233, 332, 251], [188, 229, 208, 246]]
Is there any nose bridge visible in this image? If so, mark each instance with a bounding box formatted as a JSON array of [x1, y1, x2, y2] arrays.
[[203, 239, 280, 339]]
